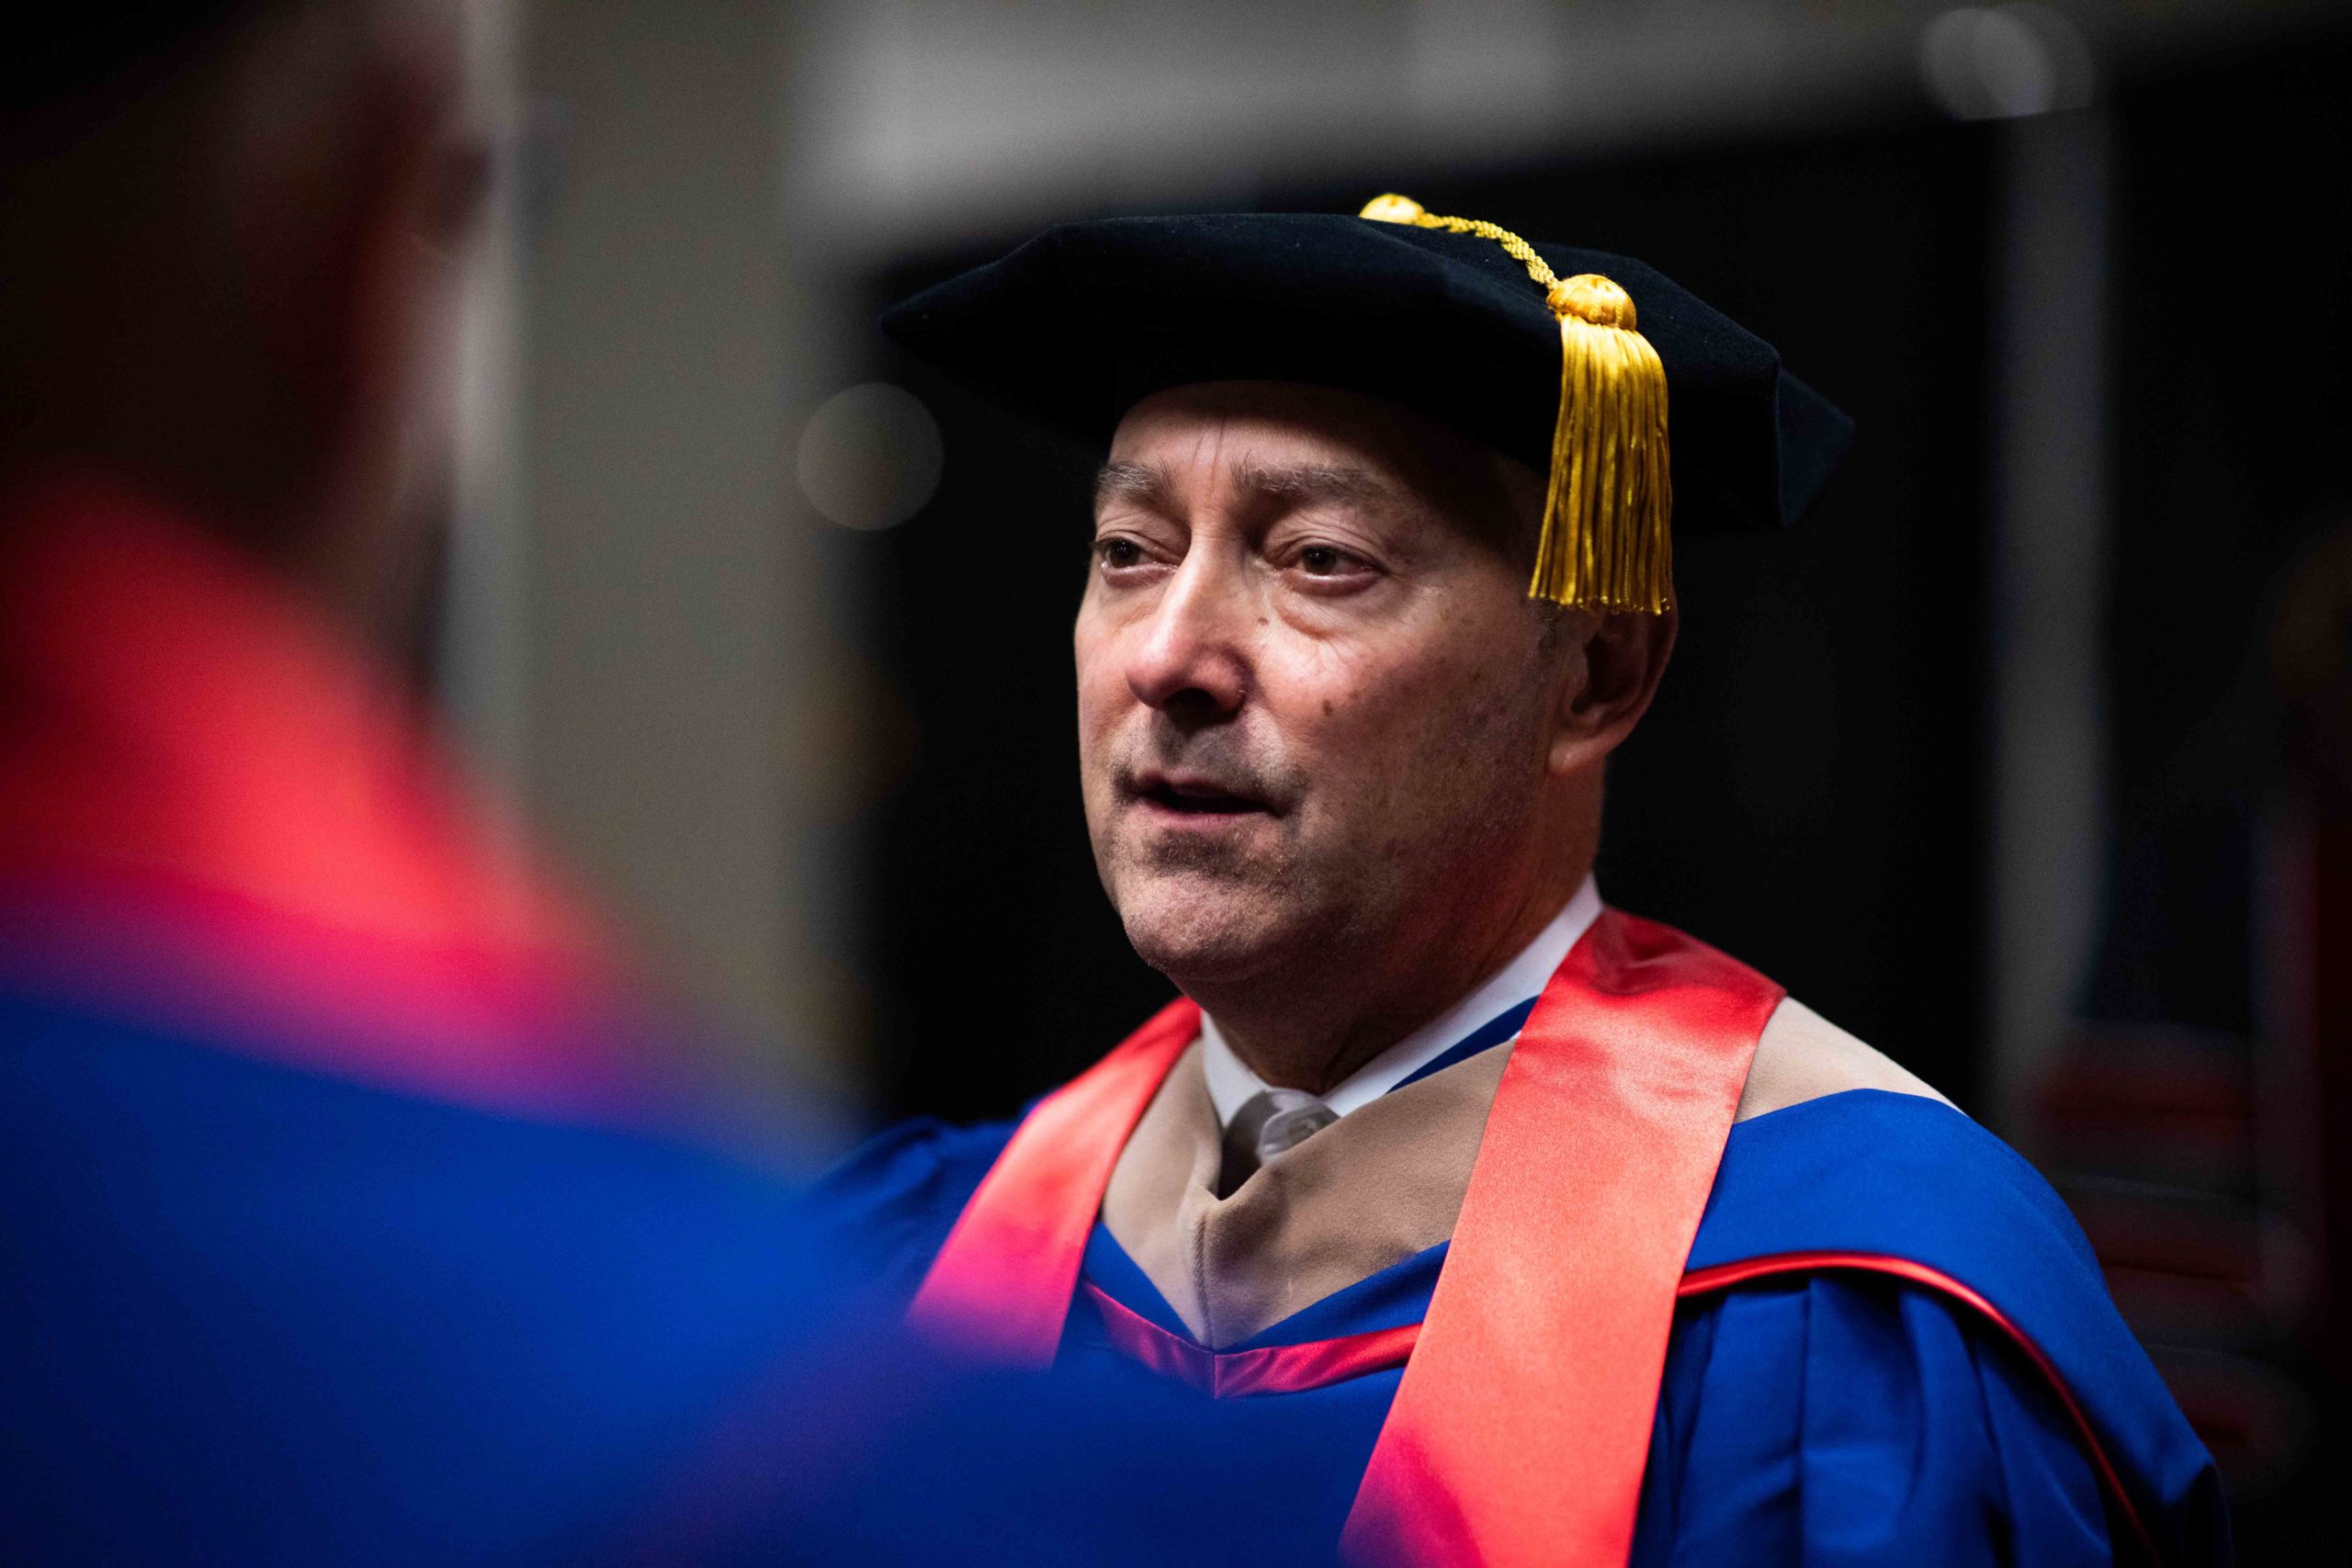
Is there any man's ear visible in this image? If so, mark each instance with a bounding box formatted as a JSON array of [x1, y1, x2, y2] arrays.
[[1547, 605, 1678, 777], [244, 12, 469, 640], [169, 7, 455, 529], [302, 39, 460, 445]]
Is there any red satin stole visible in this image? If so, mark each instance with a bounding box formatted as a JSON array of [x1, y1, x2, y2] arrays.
[[909, 908, 1783, 1567], [0, 477, 643, 1120]]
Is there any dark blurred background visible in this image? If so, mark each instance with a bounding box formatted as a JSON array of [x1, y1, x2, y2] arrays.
[[441, 1, 2347, 1557]]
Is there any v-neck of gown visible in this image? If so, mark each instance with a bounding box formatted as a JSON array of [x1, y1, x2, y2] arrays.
[[1097, 1032, 1514, 1348]]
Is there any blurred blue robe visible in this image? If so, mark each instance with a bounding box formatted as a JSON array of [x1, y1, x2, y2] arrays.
[[0, 481, 854, 1564]]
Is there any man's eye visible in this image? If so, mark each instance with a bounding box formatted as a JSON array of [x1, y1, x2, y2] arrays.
[[1097, 537, 1146, 570], [1297, 545, 1351, 576]]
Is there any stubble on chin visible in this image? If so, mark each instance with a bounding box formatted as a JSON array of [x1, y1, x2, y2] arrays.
[[1102, 836, 1315, 986]]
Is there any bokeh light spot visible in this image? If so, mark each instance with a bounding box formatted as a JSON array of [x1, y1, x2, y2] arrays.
[[797, 382, 944, 531], [1920, 5, 2095, 121]]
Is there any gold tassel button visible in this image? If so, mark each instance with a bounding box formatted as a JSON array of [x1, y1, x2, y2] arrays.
[[1547, 274, 1635, 332], [1358, 195, 1673, 614], [1358, 193, 1428, 225]]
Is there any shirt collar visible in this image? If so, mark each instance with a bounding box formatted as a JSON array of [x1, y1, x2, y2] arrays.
[[1199, 874, 1603, 1128]]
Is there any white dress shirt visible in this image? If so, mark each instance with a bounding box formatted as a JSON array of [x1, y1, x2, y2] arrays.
[[1199, 875, 1604, 1128]]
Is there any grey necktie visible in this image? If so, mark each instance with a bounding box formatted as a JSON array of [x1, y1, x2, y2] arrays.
[[1216, 1088, 1339, 1198]]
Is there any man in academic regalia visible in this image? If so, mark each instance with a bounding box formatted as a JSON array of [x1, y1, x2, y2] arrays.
[[818, 199, 2233, 1565]]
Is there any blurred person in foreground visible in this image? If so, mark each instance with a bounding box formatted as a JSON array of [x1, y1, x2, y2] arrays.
[[820, 198, 2232, 1565], [0, 6, 876, 1562], [0, 9, 1371, 1564]]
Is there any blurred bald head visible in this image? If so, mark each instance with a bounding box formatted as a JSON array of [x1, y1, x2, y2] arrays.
[[0, 0, 471, 632]]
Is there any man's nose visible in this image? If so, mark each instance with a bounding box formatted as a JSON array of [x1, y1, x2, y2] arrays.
[[1125, 554, 1250, 718]]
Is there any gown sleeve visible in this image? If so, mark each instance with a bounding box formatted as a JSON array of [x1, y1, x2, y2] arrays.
[[1634, 1271, 2117, 1568]]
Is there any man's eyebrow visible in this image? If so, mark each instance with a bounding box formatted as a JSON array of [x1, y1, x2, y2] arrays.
[[1094, 460, 1170, 510], [1091, 458, 1400, 513], [1229, 460, 1392, 509]]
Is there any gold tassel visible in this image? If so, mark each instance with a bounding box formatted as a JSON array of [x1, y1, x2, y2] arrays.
[[1360, 195, 1673, 614]]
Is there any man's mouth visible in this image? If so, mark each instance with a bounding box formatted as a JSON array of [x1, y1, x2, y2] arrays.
[[1134, 775, 1271, 817]]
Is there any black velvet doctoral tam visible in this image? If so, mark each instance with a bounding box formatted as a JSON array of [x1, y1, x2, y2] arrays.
[[879, 211, 1856, 536]]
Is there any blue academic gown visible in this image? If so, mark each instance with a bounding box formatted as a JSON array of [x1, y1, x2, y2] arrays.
[[0, 485, 881, 1564], [818, 1066, 2232, 1567], [0, 984, 869, 1566]]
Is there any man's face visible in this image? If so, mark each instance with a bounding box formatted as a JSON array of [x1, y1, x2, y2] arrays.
[[1076, 380, 1566, 987]]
